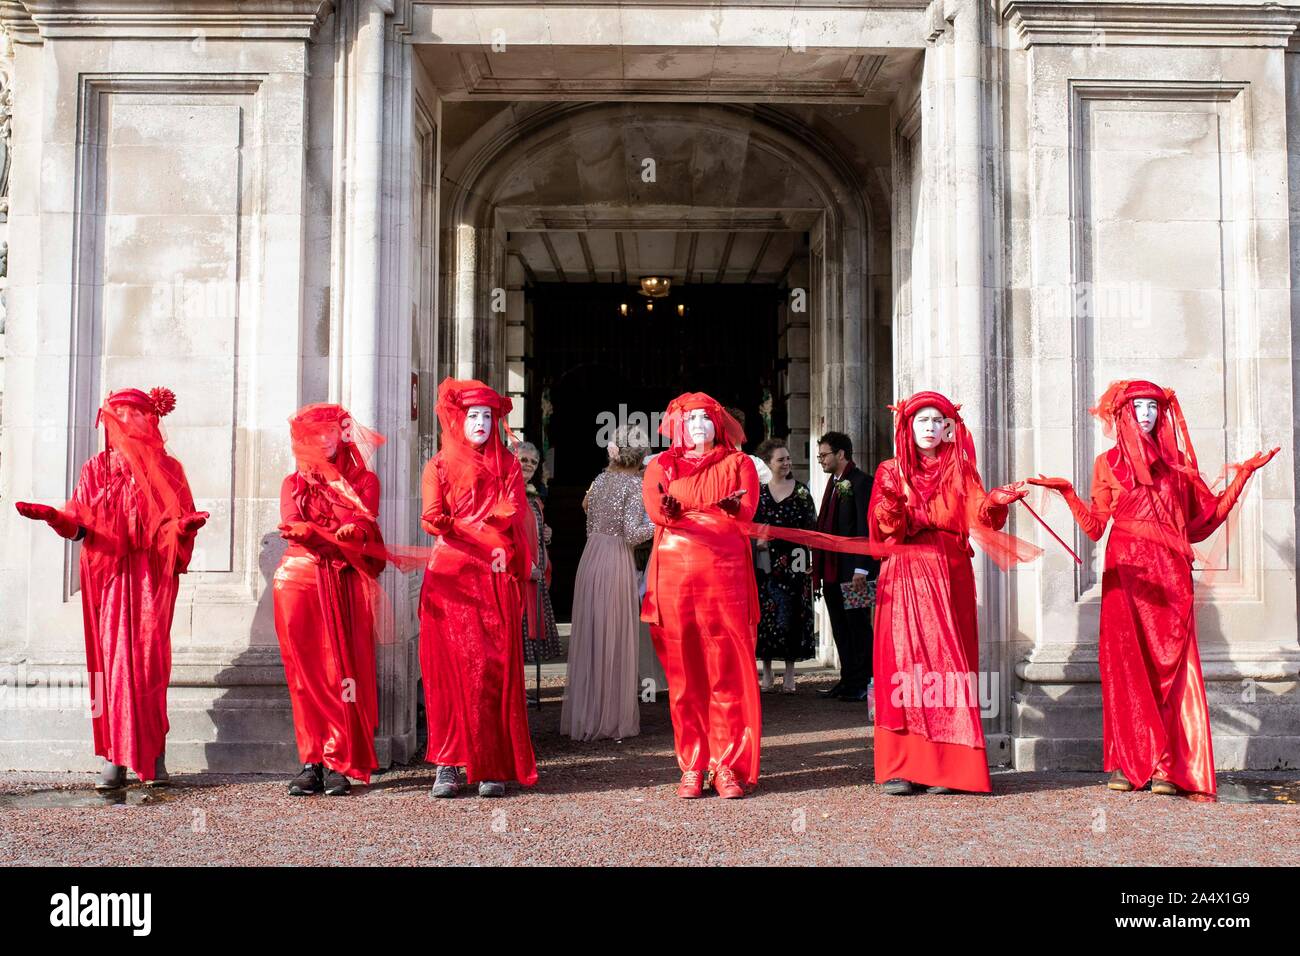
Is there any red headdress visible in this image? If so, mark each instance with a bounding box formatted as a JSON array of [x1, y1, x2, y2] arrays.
[[90, 386, 191, 570], [1090, 380, 1199, 489], [287, 402, 385, 517], [888, 390, 1040, 569], [435, 378, 524, 514], [654, 391, 746, 482], [658, 392, 746, 451]]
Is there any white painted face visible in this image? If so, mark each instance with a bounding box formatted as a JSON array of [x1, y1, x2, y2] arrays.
[[1132, 398, 1159, 435], [464, 405, 492, 446], [912, 405, 949, 452], [685, 408, 716, 449]]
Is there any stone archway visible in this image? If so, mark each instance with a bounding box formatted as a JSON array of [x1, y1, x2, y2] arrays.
[[437, 100, 889, 465]]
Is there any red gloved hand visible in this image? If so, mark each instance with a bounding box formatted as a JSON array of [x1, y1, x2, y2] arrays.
[[335, 522, 367, 543], [657, 483, 683, 520], [16, 502, 81, 539], [278, 521, 313, 543], [422, 512, 454, 536], [1027, 474, 1074, 495], [178, 511, 209, 535], [15, 502, 56, 523], [716, 489, 747, 516], [986, 481, 1029, 507], [1243, 447, 1281, 473]]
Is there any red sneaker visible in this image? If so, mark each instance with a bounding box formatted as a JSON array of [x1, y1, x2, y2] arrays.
[[712, 766, 745, 799], [677, 770, 704, 798]]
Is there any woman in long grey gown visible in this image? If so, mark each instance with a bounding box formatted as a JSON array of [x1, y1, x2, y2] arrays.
[[561, 435, 655, 741]]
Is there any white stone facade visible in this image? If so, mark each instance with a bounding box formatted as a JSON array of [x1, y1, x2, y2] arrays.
[[0, 0, 1296, 773]]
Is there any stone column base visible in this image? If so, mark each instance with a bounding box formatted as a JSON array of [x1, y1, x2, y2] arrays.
[[1013, 649, 1300, 772]]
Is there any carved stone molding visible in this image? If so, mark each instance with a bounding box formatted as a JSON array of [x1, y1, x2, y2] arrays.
[[15, 0, 334, 39], [1002, 0, 1300, 47]]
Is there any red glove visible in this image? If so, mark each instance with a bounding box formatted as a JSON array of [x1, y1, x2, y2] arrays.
[[177, 511, 209, 536], [16, 501, 82, 539], [986, 481, 1029, 507], [1027, 475, 1074, 495], [422, 512, 454, 536], [716, 489, 747, 516], [278, 521, 313, 544], [657, 483, 682, 520], [1242, 447, 1281, 473], [335, 522, 367, 543]]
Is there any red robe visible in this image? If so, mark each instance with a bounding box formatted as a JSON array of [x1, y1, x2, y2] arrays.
[[1069, 450, 1248, 796], [642, 447, 762, 785], [869, 456, 1009, 792], [419, 452, 538, 786], [272, 464, 383, 783], [69, 449, 198, 781]]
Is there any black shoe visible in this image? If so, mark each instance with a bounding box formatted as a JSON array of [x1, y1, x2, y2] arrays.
[[477, 780, 506, 798], [881, 778, 916, 796], [838, 686, 871, 702], [288, 762, 323, 796], [925, 786, 957, 795], [95, 760, 126, 791], [322, 768, 351, 796], [817, 681, 844, 699]]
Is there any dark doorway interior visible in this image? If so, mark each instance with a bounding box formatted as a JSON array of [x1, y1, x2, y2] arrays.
[[527, 281, 784, 620]]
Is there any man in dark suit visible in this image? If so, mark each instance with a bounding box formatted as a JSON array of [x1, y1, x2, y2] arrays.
[[811, 431, 877, 702]]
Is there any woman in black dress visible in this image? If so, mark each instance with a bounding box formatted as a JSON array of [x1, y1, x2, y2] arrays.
[[753, 438, 818, 692]]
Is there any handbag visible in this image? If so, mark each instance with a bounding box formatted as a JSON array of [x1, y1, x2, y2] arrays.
[[839, 579, 874, 610]]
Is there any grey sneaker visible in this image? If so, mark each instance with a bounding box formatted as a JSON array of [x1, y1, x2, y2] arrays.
[[477, 780, 506, 798], [145, 754, 171, 788], [430, 764, 460, 798], [95, 759, 126, 791], [881, 778, 916, 796]]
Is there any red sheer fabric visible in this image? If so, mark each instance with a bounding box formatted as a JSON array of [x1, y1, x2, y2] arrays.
[[867, 391, 1036, 792], [642, 392, 763, 786], [419, 378, 537, 785], [1040, 380, 1271, 796], [273, 403, 388, 782], [22, 387, 204, 780]]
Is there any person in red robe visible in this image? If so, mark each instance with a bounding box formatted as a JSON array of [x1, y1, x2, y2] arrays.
[[273, 403, 388, 797], [420, 378, 537, 798], [1029, 380, 1278, 797], [869, 391, 1039, 795], [15, 387, 207, 790], [642, 393, 761, 799]]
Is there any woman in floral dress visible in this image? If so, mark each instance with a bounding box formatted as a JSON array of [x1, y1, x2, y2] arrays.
[[753, 438, 818, 693]]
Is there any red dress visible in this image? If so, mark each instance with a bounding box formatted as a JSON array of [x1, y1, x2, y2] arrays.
[[869, 456, 1007, 792], [272, 462, 384, 783], [69, 449, 199, 781], [642, 446, 762, 785], [418, 379, 537, 786], [1070, 450, 1246, 796]]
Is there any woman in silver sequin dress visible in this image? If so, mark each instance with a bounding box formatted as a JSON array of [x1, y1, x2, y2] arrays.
[[561, 434, 655, 740]]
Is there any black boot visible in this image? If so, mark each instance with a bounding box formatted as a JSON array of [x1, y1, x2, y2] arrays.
[[288, 762, 323, 796], [95, 759, 126, 791]]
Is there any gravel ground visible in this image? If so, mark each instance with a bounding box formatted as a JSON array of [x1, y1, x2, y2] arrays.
[[2, 674, 1297, 867]]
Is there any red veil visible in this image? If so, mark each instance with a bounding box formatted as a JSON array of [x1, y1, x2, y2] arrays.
[[1090, 380, 1200, 489], [289, 402, 386, 519], [1089, 379, 1224, 565], [888, 390, 1041, 570], [428, 378, 533, 584], [433, 378, 524, 514], [650, 391, 905, 561], [77, 387, 194, 572]]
